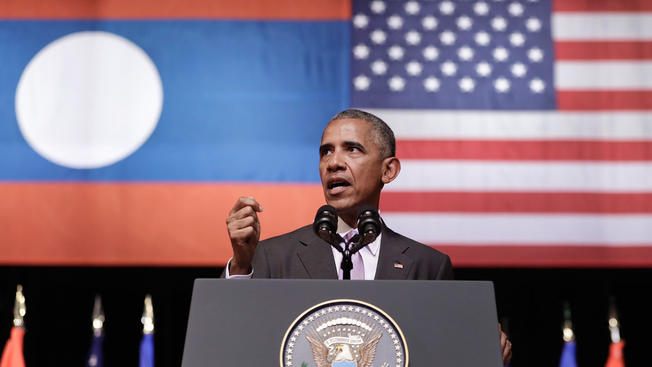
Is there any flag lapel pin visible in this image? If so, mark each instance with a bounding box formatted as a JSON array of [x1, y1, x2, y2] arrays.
[[394, 262, 403, 269]]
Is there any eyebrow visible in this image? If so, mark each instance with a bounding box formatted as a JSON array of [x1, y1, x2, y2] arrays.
[[319, 141, 367, 154], [343, 141, 366, 152], [319, 143, 332, 154]]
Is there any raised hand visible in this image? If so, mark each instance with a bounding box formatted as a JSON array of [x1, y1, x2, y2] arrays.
[[226, 196, 263, 275]]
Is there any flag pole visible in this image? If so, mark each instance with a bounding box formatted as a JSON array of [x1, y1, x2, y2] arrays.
[[562, 302, 575, 343], [12, 286, 26, 329], [92, 295, 105, 336], [559, 302, 577, 367], [139, 294, 155, 367], [141, 295, 154, 335], [608, 297, 621, 344], [0, 285, 26, 367], [87, 295, 105, 367], [605, 297, 625, 367]]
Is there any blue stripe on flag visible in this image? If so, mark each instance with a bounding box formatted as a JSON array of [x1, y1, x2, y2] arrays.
[[0, 20, 349, 182]]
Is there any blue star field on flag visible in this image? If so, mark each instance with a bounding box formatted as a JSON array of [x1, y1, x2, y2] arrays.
[[351, 0, 555, 109]]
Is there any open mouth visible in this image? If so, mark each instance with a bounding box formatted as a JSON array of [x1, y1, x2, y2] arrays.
[[327, 178, 351, 194]]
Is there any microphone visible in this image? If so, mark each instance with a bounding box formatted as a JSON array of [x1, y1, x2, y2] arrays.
[[351, 205, 381, 254], [312, 205, 341, 247], [312, 204, 381, 280]]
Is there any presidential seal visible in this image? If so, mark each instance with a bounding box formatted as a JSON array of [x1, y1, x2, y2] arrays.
[[280, 299, 408, 367]]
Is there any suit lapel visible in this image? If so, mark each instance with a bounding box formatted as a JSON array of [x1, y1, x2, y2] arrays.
[[296, 228, 338, 279], [374, 227, 414, 280]]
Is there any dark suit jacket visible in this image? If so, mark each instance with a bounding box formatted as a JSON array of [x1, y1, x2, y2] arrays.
[[249, 224, 453, 280]]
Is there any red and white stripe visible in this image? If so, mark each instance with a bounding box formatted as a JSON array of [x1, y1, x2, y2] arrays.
[[371, 0, 652, 267]]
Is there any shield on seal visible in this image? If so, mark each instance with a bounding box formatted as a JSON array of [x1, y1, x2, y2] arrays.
[[333, 361, 357, 367]]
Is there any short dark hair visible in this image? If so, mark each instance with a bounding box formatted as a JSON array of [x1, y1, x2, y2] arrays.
[[329, 109, 396, 159]]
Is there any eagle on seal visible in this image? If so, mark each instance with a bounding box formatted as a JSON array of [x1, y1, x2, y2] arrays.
[[306, 332, 382, 367]]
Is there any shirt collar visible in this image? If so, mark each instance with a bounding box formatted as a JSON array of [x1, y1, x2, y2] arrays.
[[337, 210, 383, 257], [366, 233, 381, 256], [336, 216, 353, 233], [338, 226, 381, 257], [335, 210, 383, 233]]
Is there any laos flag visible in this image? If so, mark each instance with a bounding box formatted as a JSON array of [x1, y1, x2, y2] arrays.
[[0, 0, 349, 266]]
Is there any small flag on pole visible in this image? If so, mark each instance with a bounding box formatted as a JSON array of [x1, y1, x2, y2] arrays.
[[605, 298, 625, 367], [86, 295, 105, 367], [0, 285, 26, 367], [559, 302, 577, 367], [606, 342, 625, 367], [139, 294, 154, 367]]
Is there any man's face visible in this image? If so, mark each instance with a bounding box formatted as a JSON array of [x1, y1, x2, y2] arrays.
[[319, 118, 384, 215]]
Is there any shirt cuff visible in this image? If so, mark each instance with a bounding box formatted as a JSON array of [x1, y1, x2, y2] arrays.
[[224, 258, 253, 279]]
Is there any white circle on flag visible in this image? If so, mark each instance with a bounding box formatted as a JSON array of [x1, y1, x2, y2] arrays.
[[15, 31, 163, 169]]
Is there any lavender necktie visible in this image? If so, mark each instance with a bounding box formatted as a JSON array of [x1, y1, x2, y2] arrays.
[[343, 230, 365, 280]]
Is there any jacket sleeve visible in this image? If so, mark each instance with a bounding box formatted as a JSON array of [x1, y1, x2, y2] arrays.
[[251, 241, 272, 278]]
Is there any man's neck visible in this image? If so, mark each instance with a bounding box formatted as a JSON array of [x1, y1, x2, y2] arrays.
[[336, 216, 354, 234], [336, 202, 380, 231]]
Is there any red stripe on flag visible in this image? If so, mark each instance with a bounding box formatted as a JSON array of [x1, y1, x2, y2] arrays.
[[435, 244, 652, 267], [557, 91, 652, 111], [554, 0, 652, 12], [0, 182, 324, 266], [396, 139, 652, 161], [0, 0, 351, 20], [380, 192, 652, 213], [556, 41, 652, 60]]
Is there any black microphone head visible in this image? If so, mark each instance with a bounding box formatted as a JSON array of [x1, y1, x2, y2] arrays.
[[316, 205, 337, 220], [313, 205, 338, 244], [356, 205, 381, 238]]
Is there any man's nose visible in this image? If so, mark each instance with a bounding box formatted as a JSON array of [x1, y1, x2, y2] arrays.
[[327, 150, 346, 172]]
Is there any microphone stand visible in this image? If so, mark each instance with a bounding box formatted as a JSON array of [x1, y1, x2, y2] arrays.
[[341, 234, 359, 280], [330, 234, 376, 280]]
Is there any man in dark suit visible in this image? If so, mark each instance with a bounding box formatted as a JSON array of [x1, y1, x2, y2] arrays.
[[224, 109, 511, 362], [240, 224, 453, 280], [225, 108, 451, 280]]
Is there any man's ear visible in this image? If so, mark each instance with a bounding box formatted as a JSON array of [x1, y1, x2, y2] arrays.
[[381, 157, 401, 184]]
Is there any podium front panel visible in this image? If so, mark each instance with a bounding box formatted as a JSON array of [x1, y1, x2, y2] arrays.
[[182, 279, 502, 366]]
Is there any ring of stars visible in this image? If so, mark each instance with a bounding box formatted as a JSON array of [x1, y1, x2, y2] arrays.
[[282, 301, 408, 367]]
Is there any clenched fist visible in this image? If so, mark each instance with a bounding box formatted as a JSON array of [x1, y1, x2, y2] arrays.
[[226, 196, 263, 275]]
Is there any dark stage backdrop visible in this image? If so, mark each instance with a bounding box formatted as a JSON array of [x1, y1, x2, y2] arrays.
[[1, 267, 651, 367]]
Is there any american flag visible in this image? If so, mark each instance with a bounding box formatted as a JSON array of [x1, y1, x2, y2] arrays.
[[351, 0, 652, 266]]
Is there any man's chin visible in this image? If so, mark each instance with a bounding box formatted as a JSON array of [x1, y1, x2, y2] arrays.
[[325, 197, 358, 214]]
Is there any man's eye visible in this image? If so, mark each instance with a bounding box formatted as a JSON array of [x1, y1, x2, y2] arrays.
[[348, 146, 360, 152]]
